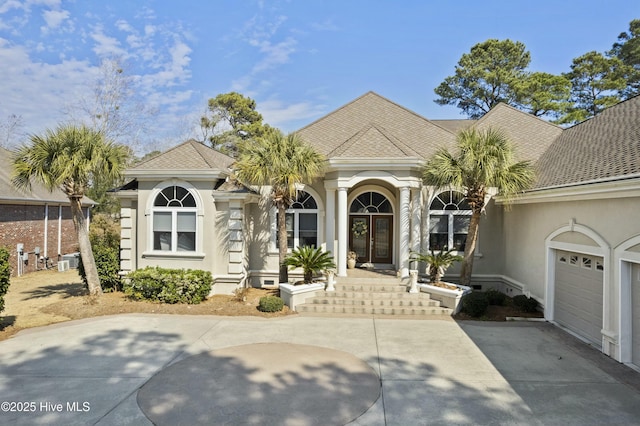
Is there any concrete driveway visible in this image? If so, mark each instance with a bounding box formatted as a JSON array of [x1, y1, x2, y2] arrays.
[[1, 315, 639, 425]]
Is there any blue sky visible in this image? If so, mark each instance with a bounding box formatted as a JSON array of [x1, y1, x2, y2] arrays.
[[0, 0, 638, 153]]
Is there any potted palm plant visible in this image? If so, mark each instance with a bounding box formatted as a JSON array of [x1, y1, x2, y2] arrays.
[[410, 247, 463, 284], [410, 248, 470, 314], [284, 246, 336, 284]]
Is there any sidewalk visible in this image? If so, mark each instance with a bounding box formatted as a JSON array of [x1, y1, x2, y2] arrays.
[[1, 315, 640, 425]]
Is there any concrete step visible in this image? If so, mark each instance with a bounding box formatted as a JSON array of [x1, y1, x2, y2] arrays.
[[321, 290, 431, 300], [296, 304, 453, 315], [305, 297, 442, 307], [296, 275, 455, 316], [333, 284, 409, 292]]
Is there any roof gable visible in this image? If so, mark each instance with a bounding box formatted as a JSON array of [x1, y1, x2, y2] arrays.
[[296, 91, 457, 159], [535, 95, 640, 189], [475, 103, 563, 162], [131, 140, 234, 171], [327, 123, 421, 158]]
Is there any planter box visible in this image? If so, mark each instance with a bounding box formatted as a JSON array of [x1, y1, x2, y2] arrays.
[[279, 283, 324, 311], [418, 282, 472, 314]]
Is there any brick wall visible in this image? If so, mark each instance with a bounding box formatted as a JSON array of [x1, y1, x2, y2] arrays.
[[0, 203, 80, 276]]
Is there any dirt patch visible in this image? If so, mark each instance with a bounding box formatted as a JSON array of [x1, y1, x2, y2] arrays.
[[0, 269, 293, 342]]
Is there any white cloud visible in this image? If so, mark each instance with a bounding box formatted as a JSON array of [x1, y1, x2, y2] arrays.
[[0, 38, 94, 133], [311, 19, 338, 32], [258, 98, 326, 130], [0, 1, 23, 14], [41, 8, 69, 30], [250, 36, 296, 73], [90, 24, 128, 57]]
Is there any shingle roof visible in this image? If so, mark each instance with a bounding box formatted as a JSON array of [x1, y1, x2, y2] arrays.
[[131, 140, 234, 171], [296, 91, 457, 159], [0, 147, 81, 204], [327, 123, 421, 158], [534, 95, 640, 189], [475, 103, 563, 162], [430, 119, 476, 133]]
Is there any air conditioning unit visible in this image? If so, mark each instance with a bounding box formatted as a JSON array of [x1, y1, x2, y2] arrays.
[[62, 252, 80, 268], [58, 260, 70, 272]]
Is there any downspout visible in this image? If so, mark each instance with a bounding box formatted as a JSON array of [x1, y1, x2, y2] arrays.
[[57, 205, 62, 259], [43, 204, 49, 260]]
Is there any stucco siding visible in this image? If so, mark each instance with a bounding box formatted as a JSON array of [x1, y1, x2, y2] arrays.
[[503, 196, 640, 302]]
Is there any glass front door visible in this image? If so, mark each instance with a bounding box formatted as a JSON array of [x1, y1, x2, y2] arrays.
[[371, 215, 392, 263], [349, 216, 369, 262], [349, 215, 393, 264]]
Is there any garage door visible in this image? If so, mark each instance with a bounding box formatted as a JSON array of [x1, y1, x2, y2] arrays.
[[554, 250, 604, 346], [632, 263, 640, 368]]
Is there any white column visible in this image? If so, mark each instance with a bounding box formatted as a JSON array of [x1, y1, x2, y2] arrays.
[[337, 187, 348, 276], [421, 187, 431, 254], [411, 188, 422, 258], [325, 188, 336, 257], [399, 187, 410, 278]]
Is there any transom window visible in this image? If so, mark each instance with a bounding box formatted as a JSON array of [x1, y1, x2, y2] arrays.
[[350, 191, 392, 213], [277, 191, 318, 249], [153, 185, 197, 252], [429, 190, 471, 251]]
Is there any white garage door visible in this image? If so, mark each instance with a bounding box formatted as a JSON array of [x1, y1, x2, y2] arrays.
[[554, 250, 604, 346], [632, 263, 640, 368]]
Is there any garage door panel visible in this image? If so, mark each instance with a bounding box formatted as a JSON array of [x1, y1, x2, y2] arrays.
[[554, 251, 603, 346]]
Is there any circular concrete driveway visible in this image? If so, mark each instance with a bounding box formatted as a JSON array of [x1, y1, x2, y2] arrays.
[[137, 343, 381, 425]]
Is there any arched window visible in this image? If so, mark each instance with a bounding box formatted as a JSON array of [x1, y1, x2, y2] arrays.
[[277, 191, 319, 249], [350, 191, 392, 213], [152, 185, 197, 252], [429, 190, 471, 251]]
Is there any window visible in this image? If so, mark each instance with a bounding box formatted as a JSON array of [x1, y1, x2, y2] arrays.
[[152, 185, 197, 252], [277, 191, 318, 249], [581, 256, 592, 269], [350, 191, 392, 213], [428, 191, 471, 251]]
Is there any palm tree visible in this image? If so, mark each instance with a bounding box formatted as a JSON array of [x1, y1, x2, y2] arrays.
[[11, 125, 129, 296], [422, 128, 535, 286], [283, 246, 336, 284], [234, 130, 325, 283]]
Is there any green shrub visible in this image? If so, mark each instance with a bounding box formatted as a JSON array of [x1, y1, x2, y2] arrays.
[[461, 291, 489, 317], [78, 214, 123, 293], [258, 295, 284, 312], [124, 267, 213, 304], [485, 288, 507, 306], [513, 295, 538, 313], [78, 243, 121, 292], [0, 247, 10, 314]]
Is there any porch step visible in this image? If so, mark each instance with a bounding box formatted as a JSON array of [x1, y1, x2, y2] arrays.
[[296, 275, 454, 316]]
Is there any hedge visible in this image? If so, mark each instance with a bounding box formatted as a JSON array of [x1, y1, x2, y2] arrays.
[[124, 267, 212, 304], [258, 295, 284, 312], [461, 291, 489, 317], [78, 243, 121, 292], [0, 247, 10, 314], [513, 295, 538, 313]]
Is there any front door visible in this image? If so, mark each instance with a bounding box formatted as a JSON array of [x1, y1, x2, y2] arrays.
[[371, 215, 392, 263], [349, 215, 393, 264]]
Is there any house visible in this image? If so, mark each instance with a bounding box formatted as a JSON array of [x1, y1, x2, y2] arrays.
[[0, 147, 94, 276], [116, 91, 640, 369]]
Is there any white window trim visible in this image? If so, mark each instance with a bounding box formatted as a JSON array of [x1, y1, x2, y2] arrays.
[[269, 190, 322, 253], [270, 207, 320, 253], [427, 187, 474, 254], [144, 181, 205, 257]]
